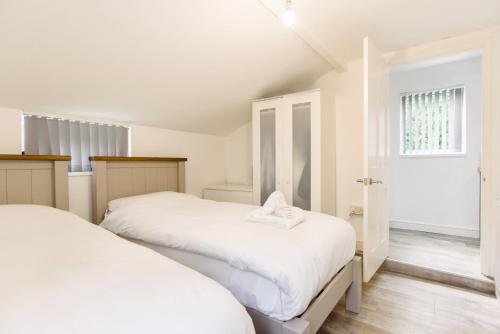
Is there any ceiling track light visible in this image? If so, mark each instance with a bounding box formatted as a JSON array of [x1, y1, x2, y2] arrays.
[[282, 0, 296, 26]]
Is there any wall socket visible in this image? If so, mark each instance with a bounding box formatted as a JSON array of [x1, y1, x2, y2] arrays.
[[349, 204, 364, 216]]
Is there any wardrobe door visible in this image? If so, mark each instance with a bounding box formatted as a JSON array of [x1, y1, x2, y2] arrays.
[[260, 109, 276, 204], [284, 90, 321, 211], [292, 102, 312, 210], [252, 98, 283, 205]]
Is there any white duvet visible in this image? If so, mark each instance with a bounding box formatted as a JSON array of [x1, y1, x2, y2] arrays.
[[101, 192, 357, 321], [0, 205, 254, 334]]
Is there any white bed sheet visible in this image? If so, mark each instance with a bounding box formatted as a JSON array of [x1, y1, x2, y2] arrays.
[[129, 238, 287, 317], [101, 191, 357, 321], [0, 205, 254, 334]]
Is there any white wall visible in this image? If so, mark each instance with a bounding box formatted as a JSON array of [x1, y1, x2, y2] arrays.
[[312, 71, 338, 215], [334, 60, 364, 240], [0, 108, 22, 153], [225, 123, 252, 185], [68, 173, 93, 221], [389, 57, 482, 238], [131, 125, 227, 197]]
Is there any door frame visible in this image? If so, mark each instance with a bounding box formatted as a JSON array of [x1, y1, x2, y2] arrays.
[[384, 28, 497, 277]]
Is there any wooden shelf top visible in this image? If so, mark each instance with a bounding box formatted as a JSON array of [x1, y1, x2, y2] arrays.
[[89, 156, 187, 162], [0, 154, 71, 161]]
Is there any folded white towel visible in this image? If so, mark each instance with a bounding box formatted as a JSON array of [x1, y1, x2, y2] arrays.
[[246, 191, 306, 229], [260, 191, 288, 215]]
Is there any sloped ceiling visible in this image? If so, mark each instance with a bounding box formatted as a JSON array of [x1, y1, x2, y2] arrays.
[[0, 0, 331, 135], [1, 1, 499, 135], [290, 0, 500, 64]]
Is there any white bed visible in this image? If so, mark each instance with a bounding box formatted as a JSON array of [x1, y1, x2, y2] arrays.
[[91, 156, 361, 334], [0, 205, 255, 334], [100, 191, 357, 322]]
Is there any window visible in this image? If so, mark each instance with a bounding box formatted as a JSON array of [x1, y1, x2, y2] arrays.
[[23, 114, 129, 172], [401, 86, 465, 156]]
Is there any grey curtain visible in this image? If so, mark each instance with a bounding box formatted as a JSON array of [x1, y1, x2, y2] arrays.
[[24, 115, 129, 172]]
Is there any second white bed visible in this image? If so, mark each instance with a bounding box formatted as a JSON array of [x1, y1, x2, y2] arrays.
[[101, 191, 357, 321]]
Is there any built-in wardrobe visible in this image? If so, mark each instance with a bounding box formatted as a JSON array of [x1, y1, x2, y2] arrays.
[[252, 89, 325, 212]]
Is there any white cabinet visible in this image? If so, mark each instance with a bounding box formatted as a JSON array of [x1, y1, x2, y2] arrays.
[[252, 89, 321, 211], [203, 184, 254, 204]]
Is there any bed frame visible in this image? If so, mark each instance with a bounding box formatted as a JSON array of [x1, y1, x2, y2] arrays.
[[90, 156, 362, 334], [0, 154, 70, 209], [89, 156, 187, 223]]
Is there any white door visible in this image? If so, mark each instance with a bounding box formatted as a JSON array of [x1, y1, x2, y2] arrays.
[[282, 90, 321, 211], [361, 37, 390, 282]]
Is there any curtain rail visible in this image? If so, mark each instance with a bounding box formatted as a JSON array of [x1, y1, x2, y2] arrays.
[[400, 84, 465, 97], [23, 113, 129, 128]]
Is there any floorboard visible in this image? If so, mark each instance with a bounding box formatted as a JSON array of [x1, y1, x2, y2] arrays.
[[388, 228, 486, 280], [320, 271, 500, 334]]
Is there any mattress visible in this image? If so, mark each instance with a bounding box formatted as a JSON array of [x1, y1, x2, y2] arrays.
[[101, 191, 357, 321], [0, 205, 254, 334]]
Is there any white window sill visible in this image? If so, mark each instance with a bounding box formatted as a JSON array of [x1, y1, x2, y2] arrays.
[[68, 171, 93, 177]]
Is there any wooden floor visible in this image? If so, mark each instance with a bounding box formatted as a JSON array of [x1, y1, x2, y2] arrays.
[[388, 228, 486, 280], [320, 271, 500, 334]]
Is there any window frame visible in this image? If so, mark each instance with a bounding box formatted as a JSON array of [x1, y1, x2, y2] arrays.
[[399, 85, 467, 158]]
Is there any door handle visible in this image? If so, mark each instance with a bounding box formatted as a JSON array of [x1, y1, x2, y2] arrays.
[[356, 178, 383, 185]]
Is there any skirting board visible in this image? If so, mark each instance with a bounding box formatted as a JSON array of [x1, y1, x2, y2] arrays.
[[390, 219, 479, 238]]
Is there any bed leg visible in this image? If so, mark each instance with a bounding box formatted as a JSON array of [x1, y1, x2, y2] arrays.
[[283, 318, 311, 334], [346, 256, 362, 313]]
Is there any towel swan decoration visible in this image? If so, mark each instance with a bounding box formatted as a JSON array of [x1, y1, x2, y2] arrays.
[[246, 191, 306, 229]]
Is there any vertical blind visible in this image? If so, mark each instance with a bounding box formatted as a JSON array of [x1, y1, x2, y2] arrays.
[[401, 86, 465, 155], [24, 115, 129, 172]]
